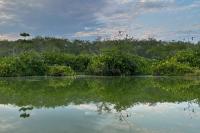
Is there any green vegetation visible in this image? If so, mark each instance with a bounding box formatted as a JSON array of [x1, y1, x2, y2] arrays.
[[42, 52, 90, 73], [0, 52, 47, 77], [0, 37, 200, 76], [174, 50, 200, 68], [0, 77, 199, 111], [153, 60, 193, 76], [47, 66, 75, 76], [87, 52, 150, 76]]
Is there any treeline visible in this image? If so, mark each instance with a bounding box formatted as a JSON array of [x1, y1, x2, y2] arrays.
[[0, 37, 199, 59], [0, 37, 200, 77]]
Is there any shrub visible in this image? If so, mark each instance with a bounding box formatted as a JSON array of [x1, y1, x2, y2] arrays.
[[0, 52, 47, 77], [47, 65, 75, 76], [43, 52, 91, 73], [87, 55, 105, 75], [153, 60, 193, 76], [71, 55, 90, 72], [19, 52, 47, 76], [42, 52, 75, 66], [0, 57, 20, 77], [174, 51, 200, 68], [87, 53, 149, 76]]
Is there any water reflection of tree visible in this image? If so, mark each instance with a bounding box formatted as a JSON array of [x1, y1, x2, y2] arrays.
[[183, 101, 197, 119], [96, 102, 132, 124], [96, 102, 112, 114], [0, 77, 199, 111], [19, 106, 33, 119]]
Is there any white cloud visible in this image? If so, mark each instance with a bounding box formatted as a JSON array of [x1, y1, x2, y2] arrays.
[[69, 104, 97, 111], [0, 33, 18, 40], [0, 0, 200, 41], [74, 0, 200, 40]]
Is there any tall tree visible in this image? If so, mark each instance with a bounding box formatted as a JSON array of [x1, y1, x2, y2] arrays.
[[20, 33, 30, 40]]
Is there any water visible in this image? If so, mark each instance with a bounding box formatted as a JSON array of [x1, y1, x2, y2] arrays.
[[0, 76, 199, 133]]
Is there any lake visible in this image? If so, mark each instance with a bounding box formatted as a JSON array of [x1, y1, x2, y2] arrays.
[[0, 76, 199, 133]]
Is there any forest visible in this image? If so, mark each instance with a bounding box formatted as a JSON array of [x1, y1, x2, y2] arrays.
[[0, 36, 200, 77]]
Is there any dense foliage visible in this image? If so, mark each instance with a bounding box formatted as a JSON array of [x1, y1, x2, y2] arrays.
[[0, 37, 199, 58], [174, 50, 200, 68], [153, 61, 192, 76], [47, 65, 75, 76], [0, 52, 47, 77], [0, 37, 199, 76], [87, 52, 150, 76], [42, 53, 90, 73]]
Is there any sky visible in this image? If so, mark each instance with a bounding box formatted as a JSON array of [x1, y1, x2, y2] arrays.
[[0, 0, 200, 41]]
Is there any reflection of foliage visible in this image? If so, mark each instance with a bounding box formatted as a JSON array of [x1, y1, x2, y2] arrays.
[[0, 77, 199, 112], [183, 100, 197, 119], [19, 106, 33, 112], [19, 106, 33, 119], [20, 113, 30, 118], [96, 102, 112, 114]]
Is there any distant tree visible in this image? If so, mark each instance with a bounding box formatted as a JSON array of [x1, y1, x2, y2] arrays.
[[20, 33, 30, 40]]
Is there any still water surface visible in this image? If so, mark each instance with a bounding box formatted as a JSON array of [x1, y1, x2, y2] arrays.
[[0, 76, 199, 133]]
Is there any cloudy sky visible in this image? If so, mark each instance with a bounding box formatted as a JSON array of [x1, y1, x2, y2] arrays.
[[0, 0, 200, 41]]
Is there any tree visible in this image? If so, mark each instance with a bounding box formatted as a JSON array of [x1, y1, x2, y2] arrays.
[[20, 33, 30, 40]]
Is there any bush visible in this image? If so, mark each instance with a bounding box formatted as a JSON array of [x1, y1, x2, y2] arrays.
[[0, 52, 88, 77], [0, 57, 20, 77], [47, 65, 75, 76], [19, 52, 47, 76], [174, 51, 200, 68], [87, 53, 150, 76], [0, 52, 47, 77], [42, 52, 75, 66], [153, 60, 193, 76], [71, 55, 90, 72], [42, 53, 90, 72]]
